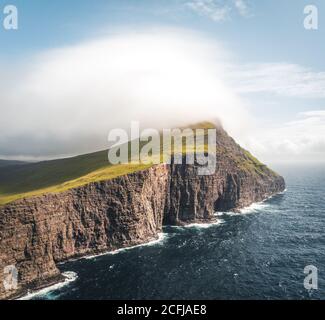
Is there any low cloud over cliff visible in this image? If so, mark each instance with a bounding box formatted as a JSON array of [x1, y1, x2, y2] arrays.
[[1, 27, 324, 163], [0, 28, 249, 159]]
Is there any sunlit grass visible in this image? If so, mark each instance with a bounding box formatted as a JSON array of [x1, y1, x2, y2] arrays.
[[0, 122, 215, 205], [0, 163, 152, 205]]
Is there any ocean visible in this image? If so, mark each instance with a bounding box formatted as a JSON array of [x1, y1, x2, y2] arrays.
[[26, 164, 325, 300]]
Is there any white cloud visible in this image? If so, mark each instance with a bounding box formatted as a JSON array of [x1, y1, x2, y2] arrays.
[[228, 63, 325, 98], [0, 28, 250, 159], [186, 0, 230, 22], [224, 62, 325, 162], [244, 110, 325, 163], [234, 0, 252, 18], [1, 27, 324, 164], [186, 0, 252, 22]]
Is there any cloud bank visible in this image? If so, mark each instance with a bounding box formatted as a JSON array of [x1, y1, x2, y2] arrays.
[[0, 28, 249, 159], [1, 27, 325, 163]]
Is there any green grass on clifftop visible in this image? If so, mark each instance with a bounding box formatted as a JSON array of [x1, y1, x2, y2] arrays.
[[0, 122, 276, 205], [0, 122, 213, 205]]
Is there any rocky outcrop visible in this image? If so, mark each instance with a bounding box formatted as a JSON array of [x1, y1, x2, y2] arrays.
[[0, 128, 285, 299]]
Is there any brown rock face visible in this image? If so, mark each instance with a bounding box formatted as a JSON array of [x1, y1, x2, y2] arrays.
[[0, 129, 285, 299]]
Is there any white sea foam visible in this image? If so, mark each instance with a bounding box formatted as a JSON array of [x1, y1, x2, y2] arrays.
[[213, 204, 268, 217], [168, 219, 225, 231], [18, 190, 288, 299], [84, 232, 167, 260], [19, 234, 167, 299], [239, 202, 270, 214], [184, 220, 225, 229], [18, 271, 78, 300], [279, 188, 287, 195], [214, 212, 226, 217], [215, 189, 287, 216]]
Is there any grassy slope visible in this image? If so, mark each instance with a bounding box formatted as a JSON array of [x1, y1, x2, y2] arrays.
[[0, 123, 209, 205], [0, 122, 276, 205], [0, 146, 152, 205], [0, 160, 29, 168]]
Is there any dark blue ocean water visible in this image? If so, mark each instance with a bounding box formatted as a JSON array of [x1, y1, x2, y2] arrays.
[[29, 164, 325, 300]]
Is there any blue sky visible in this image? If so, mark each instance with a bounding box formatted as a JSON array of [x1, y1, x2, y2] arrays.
[[1, 0, 325, 162]]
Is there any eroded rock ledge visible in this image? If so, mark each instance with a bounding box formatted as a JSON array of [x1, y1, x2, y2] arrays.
[[0, 159, 285, 299]]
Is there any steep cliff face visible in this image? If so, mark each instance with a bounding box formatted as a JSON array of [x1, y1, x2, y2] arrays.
[[0, 128, 285, 299], [0, 165, 170, 299]]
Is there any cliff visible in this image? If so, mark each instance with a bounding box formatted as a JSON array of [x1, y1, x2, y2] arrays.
[[0, 127, 285, 299]]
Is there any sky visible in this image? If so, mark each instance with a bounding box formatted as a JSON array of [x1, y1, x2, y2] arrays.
[[0, 0, 325, 163]]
